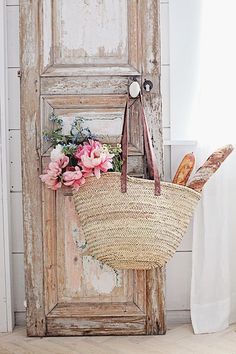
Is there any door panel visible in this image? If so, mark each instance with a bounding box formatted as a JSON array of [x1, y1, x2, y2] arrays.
[[20, 0, 165, 336], [53, 0, 128, 65], [56, 193, 135, 304], [41, 0, 141, 75]]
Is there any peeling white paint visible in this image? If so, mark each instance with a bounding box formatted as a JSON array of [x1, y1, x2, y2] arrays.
[[42, 0, 52, 68], [58, 112, 123, 142], [56, 0, 128, 64], [82, 256, 122, 294]]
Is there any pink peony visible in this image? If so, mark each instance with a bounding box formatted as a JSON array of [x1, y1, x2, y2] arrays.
[[63, 166, 85, 191], [78, 141, 114, 179], [39, 154, 69, 191], [40, 173, 62, 190], [74, 139, 102, 160]]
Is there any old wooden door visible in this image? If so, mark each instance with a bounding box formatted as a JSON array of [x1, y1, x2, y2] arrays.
[[20, 0, 164, 336]]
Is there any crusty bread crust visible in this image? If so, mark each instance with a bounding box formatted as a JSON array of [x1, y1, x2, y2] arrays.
[[173, 153, 195, 186], [187, 144, 234, 192]]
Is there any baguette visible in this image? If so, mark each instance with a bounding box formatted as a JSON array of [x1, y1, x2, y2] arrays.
[[187, 144, 234, 192], [172, 153, 195, 185]]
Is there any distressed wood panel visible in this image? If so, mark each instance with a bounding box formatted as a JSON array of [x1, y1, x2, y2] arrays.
[[41, 95, 144, 158], [40, 0, 141, 75], [41, 77, 129, 95], [141, 2, 166, 335], [46, 303, 146, 336], [146, 268, 166, 335], [48, 302, 143, 317], [42, 160, 58, 315], [49, 191, 144, 308], [47, 316, 146, 336], [55, 193, 135, 304], [133, 271, 146, 312], [129, 99, 144, 155], [41, 65, 140, 77], [20, 0, 46, 336], [53, 0, 128, 65], [143, 94, 163, 176], [44, 95, 126, 109], [41, 0, 53, 72], [21, 0, 164, 336], [140, 0, 161, 83]]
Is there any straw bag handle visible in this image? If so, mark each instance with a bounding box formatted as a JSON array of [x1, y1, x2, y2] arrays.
[[121, 94, 161, 196]]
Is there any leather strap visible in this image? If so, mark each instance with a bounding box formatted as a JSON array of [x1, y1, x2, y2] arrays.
[[121, 100, 129, 193], [121, 94, 161, 196]]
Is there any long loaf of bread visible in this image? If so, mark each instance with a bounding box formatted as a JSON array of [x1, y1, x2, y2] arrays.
[[172, 153, 195, 186], [187, 144, 234, 192]]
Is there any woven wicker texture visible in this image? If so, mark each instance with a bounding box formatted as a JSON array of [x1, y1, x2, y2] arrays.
[[73, 173, 201, 269]]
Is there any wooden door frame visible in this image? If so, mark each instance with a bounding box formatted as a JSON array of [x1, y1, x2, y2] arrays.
[[20, 0, 166, 336], [0, 0, 14, 333]]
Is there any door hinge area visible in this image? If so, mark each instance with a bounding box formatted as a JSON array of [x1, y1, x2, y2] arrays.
[[24, 300, 27, 308], [17, 69, 22, 78]]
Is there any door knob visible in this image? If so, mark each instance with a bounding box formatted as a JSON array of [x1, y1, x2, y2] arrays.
[[129, 80, 141, 98], [143, 79, 153, 92]]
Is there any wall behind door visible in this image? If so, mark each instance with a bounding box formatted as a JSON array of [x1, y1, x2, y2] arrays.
[[6, 0, 192, 327]]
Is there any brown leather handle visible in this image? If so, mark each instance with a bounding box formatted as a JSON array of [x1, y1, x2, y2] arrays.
[[121, 94, 161, 196]]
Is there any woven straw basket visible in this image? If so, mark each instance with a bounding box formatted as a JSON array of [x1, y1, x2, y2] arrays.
[[73, 95, 201, 269], [73, 172, 200, 269]]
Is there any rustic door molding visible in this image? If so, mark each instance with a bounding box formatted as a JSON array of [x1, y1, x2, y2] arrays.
[[20, 0, 165, 336]]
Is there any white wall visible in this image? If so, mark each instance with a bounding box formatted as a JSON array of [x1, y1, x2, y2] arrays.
[[4, 0, 193, 327], [0, 0, 14, 332], [161, 0, 195, 325], [5, 0, 25, 327]]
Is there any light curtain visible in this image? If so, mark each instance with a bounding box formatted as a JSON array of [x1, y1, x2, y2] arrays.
[[170, 0, 236, 333]]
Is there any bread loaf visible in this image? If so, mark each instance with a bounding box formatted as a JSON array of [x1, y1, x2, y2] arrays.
[[172, 153, 195, 186], [187, 144, 234, 192]]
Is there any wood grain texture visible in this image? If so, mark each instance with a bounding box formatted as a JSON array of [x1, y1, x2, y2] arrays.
[[41, 77, 129, 95], [141, 0, 165, 335], [46, 303, 146, 336], [42, 159, 57, 315], [47, 302, 143, 317], [46, 316, 146, 336], [52, 0, 128, 66], [55, 193, 134, 304], [146, 268, 166, 335], [21, 0, 164, 337], [20, 0, 46, 336]]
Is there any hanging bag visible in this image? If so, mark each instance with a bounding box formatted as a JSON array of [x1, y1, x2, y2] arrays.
[[73, 95, 201, 269]]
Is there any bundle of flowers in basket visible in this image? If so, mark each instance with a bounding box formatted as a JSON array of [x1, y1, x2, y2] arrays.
[[40, 95, 234, 270], [40, 114, 122, 191]]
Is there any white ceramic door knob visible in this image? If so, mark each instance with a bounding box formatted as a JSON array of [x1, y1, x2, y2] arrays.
[[129, 81, 140, 98]]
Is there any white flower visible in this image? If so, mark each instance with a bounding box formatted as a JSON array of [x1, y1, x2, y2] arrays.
[[50, 144, 65, 161]]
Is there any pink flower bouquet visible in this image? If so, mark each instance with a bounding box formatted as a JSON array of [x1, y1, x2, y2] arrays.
[[40, 118, 122, 191]]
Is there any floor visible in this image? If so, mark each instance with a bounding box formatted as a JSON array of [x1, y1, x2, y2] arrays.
[[0, 325, 236, 354]]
